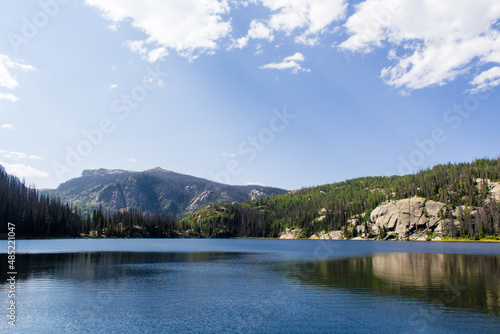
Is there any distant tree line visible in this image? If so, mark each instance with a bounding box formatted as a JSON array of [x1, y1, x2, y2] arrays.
[[0, 168, 175, 238]]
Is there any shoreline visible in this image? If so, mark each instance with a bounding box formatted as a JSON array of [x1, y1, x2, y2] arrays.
[[1, 235, 499, 242]]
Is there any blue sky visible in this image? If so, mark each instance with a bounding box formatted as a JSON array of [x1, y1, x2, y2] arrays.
[[0, 0, 499, 190]]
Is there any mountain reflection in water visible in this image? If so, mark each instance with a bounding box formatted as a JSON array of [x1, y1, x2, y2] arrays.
[[287, 252, 500, 314]]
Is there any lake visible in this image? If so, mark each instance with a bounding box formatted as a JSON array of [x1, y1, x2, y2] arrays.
[[1, 239, 499, 333]]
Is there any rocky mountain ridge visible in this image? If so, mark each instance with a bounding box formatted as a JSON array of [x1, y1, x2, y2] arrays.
[[45, 167, 287, 219]]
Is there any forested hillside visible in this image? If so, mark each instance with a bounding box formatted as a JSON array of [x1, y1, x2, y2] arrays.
[[0, 166, 82, 237], [181, 158, 500, 239], [0, 166, 175, 238], [2, 159, 499, 239]]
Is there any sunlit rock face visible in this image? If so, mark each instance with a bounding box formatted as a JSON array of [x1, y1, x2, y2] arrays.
[[279, 228, 304, 239], [370, 197, 448, 238]]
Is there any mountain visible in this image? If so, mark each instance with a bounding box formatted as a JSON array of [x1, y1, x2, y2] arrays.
[[4, 160, 500, 240], [181, 158, 500, 239], [44, 167, 287, 219], [1, 165, 176, 238]]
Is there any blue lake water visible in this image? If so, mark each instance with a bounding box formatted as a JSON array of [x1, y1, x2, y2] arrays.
[[0, 239, 499, 333]]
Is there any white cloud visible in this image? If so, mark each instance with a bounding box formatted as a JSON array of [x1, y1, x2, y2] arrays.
[[340, 0, 500, 92], [469, 66, 500, 93], [0, 150, 42, 160], [125, 40, 148, 56], [232, 36, 250, 49], [0, 161, 49, 178], [107, 23, 119, 31], [84, 0, 500, 91], [0, 93, 19, 102], [257, 0, 347, 46], [261, 52, 309, 73], [1, 124, 14, 130], [231, 19, 275, 49], [0, 54, 34, 102], [108, 84, 118, 89], [128, 158, 138, 163], [222, 152, 236, 157], [85, 0, 232, 60], [87, 0, 347, 57], [0, 55, 34, 90], [248, 20, 275, 41], [147, 47, 168, 63], [125, 41, 168, 62]]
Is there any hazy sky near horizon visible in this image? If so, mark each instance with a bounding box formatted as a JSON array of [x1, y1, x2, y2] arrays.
[[0, 0, 499, 190]]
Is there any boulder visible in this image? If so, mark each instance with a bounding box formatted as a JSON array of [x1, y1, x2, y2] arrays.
[[427, 217, 441, 229], [309, 231, 343, 240], [387, 213, 399, 229], [279, 228, 304, 239], [371, 203, 397, 222], [477, 178, 500, 202], [425, 200, 445, 217], [370, 197, 449, 238]]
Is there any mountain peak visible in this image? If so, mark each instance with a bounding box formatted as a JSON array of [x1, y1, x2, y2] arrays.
[[46, 167, 287, 219], [146, 167, 171, 173], [81, 168, 131, 177]]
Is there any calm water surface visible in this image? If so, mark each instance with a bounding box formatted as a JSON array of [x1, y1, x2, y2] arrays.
[[0, 239, 499, 333]]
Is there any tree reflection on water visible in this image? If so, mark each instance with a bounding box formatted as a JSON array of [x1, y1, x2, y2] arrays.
[[286, 253, 500, 315]]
